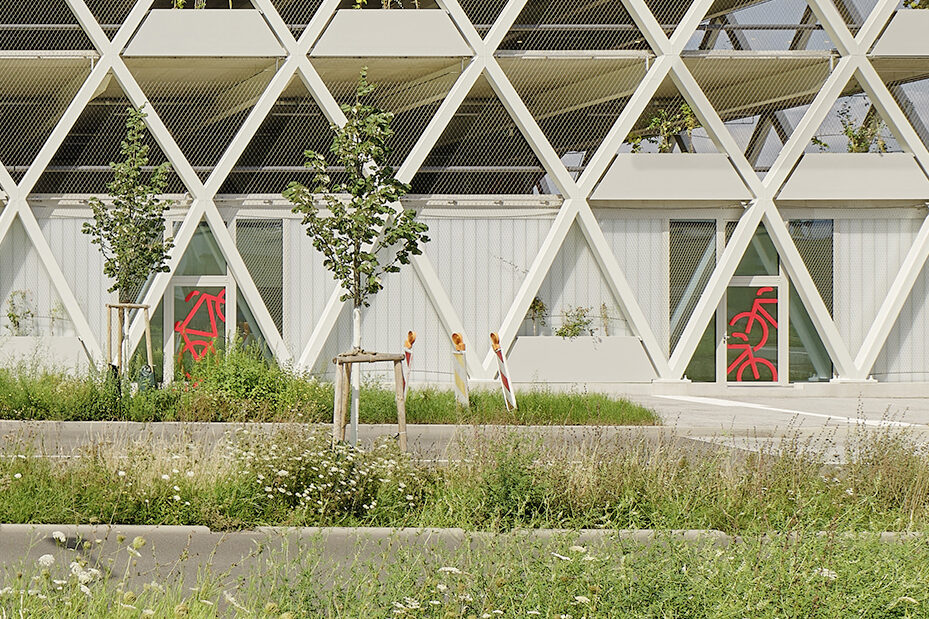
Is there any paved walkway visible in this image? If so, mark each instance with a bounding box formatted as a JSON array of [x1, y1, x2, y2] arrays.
[[1, 394, 927, 463]]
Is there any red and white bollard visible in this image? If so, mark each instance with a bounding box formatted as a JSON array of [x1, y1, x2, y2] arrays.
[[490, 332, 517, 411], [451, 333, 469, 408], [401, 331, 416, 398]]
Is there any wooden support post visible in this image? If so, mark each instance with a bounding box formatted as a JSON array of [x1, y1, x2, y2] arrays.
[[332, 362, 343, 445], [143, 307, 154, 368], [340, 362, 352, 441], [117, 307, 124, 376], [107, 306, 113, 366], [393, 359, 408, 452]]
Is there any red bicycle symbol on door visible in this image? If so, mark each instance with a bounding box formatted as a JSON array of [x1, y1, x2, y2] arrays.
[[727, 287, 778, 382], [174, 289, 226, 377]]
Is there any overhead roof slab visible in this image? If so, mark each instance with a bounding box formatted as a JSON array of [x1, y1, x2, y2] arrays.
[[778, 153, 929, 202]]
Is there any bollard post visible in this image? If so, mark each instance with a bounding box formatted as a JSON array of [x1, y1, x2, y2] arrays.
[[401, 330, 416, 399], [490, 332, 517, 411], [451, 332, 469, 408]]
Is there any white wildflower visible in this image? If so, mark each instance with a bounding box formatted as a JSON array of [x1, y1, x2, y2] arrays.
[[80, 584, 91, 596], [438, 566, 461, 574], [37, 554, 55, 568], [436, 583, 448, 592], [569, 545, 587, 554], [814, 568, 838, 580], [142, 610, 155, 617], [13, 473, 21, 479], [161, 474, 170, 481], [52, 531, 67, 543], [574, 595, 591, 604], [118, 471, 126, 477]]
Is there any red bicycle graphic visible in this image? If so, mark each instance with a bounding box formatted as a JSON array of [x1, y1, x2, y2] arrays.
[[727, 287, 778, 382], [174, 289, 226, 377]]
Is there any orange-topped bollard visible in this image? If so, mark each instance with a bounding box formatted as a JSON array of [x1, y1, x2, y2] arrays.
[[451, 333, 469, 407], [490, 332, 517, 411], [401, 331, 416, 398]]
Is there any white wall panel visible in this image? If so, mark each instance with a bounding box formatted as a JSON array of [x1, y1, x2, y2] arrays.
[[874, 258, 929, 382], [834, 218, 919, 356], [38, 216, 108, 342], [0, 219, 72, 338], [596, 212, 668, 355], [532, 222, 631, 338]]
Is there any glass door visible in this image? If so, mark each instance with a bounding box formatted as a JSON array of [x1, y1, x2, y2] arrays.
[[164, 277, 232, 381], [725, 285, 781, 383]]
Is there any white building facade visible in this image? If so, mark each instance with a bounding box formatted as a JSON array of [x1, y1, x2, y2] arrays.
[[2, 0, 929, 390]]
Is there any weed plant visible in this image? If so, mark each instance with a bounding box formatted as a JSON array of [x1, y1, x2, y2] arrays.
[[2, 425, 929, 533], [2, 530, 928, 617], [0, 345, 656, 425]]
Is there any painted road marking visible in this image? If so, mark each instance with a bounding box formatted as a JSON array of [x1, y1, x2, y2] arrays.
[[655, 395, 920, 428]]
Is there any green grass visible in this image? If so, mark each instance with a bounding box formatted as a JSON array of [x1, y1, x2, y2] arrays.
[[2, 425, 929, 534], [0, 346, 657, 425], [3, 532, 929, 617]]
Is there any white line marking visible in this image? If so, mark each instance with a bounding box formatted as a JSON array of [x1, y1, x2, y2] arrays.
[[655, 395, 920, 428]]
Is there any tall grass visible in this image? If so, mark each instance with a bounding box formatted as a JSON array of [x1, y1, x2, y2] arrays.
[[2, 425, 929, 533], [0, 345, 657, 425], [3, 531, 928, 617]]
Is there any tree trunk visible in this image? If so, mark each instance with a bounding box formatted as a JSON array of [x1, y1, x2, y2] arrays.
[[350, 306, 362, 446]]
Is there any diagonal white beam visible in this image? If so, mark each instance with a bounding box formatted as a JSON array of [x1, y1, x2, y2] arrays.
[[484, 60, 580, 198], [576, 202, 672, 377], [806, 0, 856, 55], [667, 0, 716, 54], [435, 0, 485, 52], [669, 200, 766, 378], [481, 199, 580, 372], [483, 0, 530, 52], [621, 0, 671, 55], [670, 57, 762, 197], [764, 57, 856, 195], [856, 0, 900, 49], [578, 54, 673, 196], [761, 202, 855, 376], [854, 213, 929, 378]]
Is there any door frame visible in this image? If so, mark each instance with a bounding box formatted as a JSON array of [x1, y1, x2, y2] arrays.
[[718, 276, 788, 385], [163, 275, 235, 382]]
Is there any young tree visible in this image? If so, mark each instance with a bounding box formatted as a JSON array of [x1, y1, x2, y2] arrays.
[[284, 69, 429, 350], [82, 107, 174, 372], [284, 69, 429, 442], [83, 107, 174, 304]]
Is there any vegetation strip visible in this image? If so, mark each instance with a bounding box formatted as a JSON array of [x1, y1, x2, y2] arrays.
[[0, 347, 657, 425], [2, 528, 928, 617], [1, 423, 928, 534]]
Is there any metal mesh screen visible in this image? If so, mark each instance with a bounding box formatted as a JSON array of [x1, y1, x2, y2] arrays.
[[269, 0, 324, 37], [788, 219, 833, 314], [0, 57, 93, 183], [236, 218, 284, 336], [459, 0, 511, 38], [128, 58, 280, 181], [409, 74, 552, 195], [315, 59, 463, 170], [687, 56, 833, 176], [84, 0, 137, 38], [219, 75, 336, 195], [499, 56, 646, 174], [30, 77, 184, 195], [808, 77, 902, 154], [878, 71, 929, 152], [0, 1, 94, 50], [642, 0, 692, 36], [669, 220, 716, 354], [685, 0, 833, 51], [622, 74, 718, 154], [830, 0, 878, 35], [496, 0, 647, 51]]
